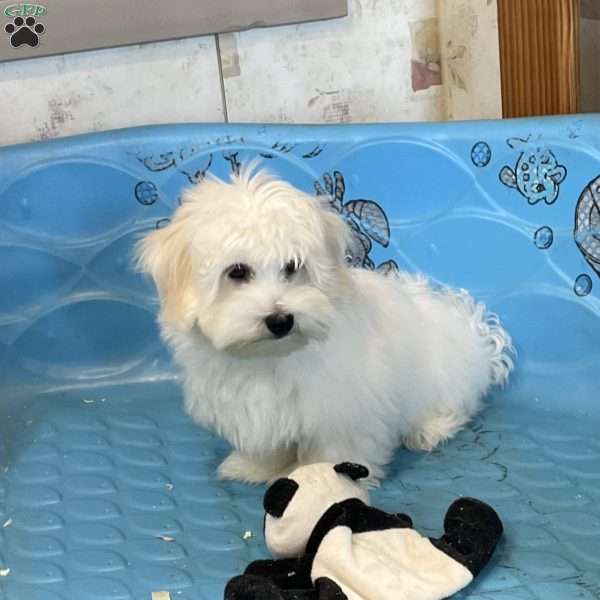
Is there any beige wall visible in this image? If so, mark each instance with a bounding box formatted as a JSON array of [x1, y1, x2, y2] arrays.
[[220, 0, 444, 124], [0, 37, 224, 146], [0, 0, 502, 147], [439, 0, 502, 120]]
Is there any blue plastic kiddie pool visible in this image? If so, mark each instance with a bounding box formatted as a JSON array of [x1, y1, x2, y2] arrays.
[[0, 117, 599, 600]]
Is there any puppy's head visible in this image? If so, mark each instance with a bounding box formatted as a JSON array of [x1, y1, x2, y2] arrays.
[[136, 166, 351, 353]]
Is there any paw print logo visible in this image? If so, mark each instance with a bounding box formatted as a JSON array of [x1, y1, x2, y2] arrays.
[[5, 16, 45, 48]]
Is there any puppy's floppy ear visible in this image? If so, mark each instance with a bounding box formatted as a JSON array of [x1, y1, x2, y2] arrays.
[[334, 462, 370, 481], [263, 478, 299, 518], [135, 219, 196, 329]]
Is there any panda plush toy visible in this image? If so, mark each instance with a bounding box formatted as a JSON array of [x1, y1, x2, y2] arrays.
[[225, 462, 503, 600]]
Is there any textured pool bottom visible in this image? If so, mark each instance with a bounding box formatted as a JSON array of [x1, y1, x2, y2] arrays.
[[0, 382, 599, 600]]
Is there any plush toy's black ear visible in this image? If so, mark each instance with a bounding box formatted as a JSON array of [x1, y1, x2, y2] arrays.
[[334, 462, 369, 481], [315, 577, 349, 599], [263, 478, 299, 518]]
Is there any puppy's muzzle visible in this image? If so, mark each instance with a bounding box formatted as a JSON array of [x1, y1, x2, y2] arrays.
[[265, 313, 295, 338]]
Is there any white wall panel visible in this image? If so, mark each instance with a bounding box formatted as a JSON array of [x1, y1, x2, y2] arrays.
[[220, 0, 445, 124], [0, 36, 223, 146]]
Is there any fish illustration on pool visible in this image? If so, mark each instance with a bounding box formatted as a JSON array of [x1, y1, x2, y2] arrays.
[[499, 138, 567, 205]]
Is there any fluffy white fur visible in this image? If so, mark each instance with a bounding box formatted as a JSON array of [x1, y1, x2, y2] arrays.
[[136, 166, 513, 484]]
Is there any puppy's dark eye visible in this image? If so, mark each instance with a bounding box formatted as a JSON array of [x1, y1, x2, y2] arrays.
[[284, 260, 298, 278], [227, 264, 252, 282]]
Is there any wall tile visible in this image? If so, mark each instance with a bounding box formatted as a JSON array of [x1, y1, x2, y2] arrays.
[[220, 0, 444, 124], [0, 36, 224, 146]]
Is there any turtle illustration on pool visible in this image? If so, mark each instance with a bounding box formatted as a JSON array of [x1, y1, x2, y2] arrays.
[[314, 170, 399, 274]]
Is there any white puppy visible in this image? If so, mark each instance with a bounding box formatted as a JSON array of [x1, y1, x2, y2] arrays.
[[136, 166, 513, 484]]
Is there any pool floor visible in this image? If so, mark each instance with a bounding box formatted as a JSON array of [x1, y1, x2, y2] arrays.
[[0, 381, 599, 600]]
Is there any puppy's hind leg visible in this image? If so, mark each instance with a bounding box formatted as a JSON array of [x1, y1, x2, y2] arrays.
[[218, 447, 297, 484], [401, 410, 472, 452]]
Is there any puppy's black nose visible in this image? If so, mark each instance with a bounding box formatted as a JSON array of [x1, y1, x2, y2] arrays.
[[265, 313, 294, 338]]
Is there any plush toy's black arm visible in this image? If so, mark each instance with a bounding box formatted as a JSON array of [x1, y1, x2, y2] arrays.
[[225, 573, 318, 600], [430, 497, 503, 577], [306, 498, 413, 556], [315, 577, 348, 600], [244, 555, 314, 591], [238, 556, 348, 599]]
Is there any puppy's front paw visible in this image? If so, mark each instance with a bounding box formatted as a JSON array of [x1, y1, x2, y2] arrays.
[[218, 451, 296, 484]]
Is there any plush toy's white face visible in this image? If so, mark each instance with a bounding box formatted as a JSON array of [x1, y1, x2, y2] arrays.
[[136, 168, 351, 355], [263, 462, 370, 559]]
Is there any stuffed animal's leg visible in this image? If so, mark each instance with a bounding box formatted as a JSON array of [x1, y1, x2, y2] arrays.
[[244, 556, 313, 591], [225, 574, 288, 599], [227, 558, 347, 600], [431, 497, 503, 576], [224, 573, 317, 600], [314, 577, 348, 599]]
